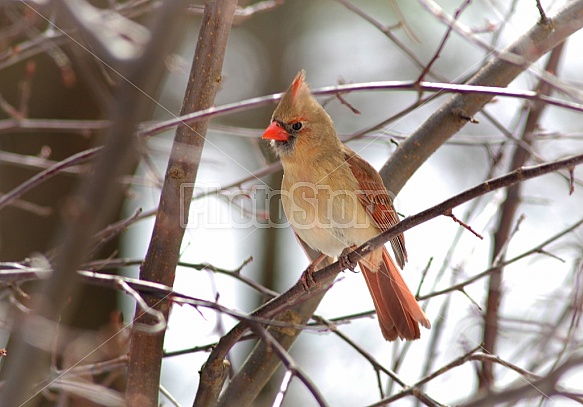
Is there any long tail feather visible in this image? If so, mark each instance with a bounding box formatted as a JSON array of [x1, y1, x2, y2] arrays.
[[359, 247, 430, 341]]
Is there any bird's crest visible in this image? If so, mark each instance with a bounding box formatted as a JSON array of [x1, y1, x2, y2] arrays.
[[290, 70, 306, 104]]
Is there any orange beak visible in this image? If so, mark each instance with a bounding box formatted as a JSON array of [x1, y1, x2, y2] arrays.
[[262, 121, 289, 142]]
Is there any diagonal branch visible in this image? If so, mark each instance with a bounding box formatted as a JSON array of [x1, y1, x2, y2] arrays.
[[199, 153, 583, 406], [0, 146, 101, 211], [250, 323, 329, 407], [380, 0, 583, 195], [460, 353, 583, 407]]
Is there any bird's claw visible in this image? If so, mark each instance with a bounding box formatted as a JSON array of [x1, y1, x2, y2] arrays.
[[300, 266, 316, 291], [339, 247, 357, 272]]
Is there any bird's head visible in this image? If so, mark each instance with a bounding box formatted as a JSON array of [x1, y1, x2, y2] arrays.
[[262, 70, 337, 159]]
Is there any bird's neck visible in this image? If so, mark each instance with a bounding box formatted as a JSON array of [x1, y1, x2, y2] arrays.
[[281, 142, 346, 184]]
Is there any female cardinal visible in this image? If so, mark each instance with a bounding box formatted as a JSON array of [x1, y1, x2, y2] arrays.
[[262, 71, 430, 341]]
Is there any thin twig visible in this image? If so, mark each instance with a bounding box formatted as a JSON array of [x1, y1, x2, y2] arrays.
[[0, 147, 101, 211], [0, 118, 110, 134], [178, 258, 279, 298], [0, 194, 52, 216], [159, 384, 183, 407], [55, 355, 128, 376], [418, 0, 472, 82], [536, 0, 550, 25], [313, 316, 441, 406], [461, 354, 583, 407], [0, 91, 22, 118], [164, 342, 218, 358], [140, 81, 583, 139], [273, 370, 294, 407], [369, 346, 482, 407], [444, 209, 484, 240], [250, 323, 330, 407], [419, 216, 583, 301], [334, 0, 445, 81], [0, 149, 85, 173], [116, 279, 166, 334], [492, 214, 525, 267]]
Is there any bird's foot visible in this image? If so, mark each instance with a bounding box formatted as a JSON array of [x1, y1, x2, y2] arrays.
[[300, 265, 316, 291], [339, 246, 358, 272], [300, 253, 327, 291]]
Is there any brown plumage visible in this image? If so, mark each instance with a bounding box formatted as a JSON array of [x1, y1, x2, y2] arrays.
[[262, 71, 430, 340]]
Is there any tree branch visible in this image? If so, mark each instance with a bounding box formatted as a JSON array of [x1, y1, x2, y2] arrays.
[[125, 1, 237, 406], [461, 354, 583, 407], [199, 153, 583, 406], [379, 0, 583, 195], [481, 41, 565, 389], [0, 0, 186, 404], [140, 80, 583, 139], [191, 4, 583, 401]]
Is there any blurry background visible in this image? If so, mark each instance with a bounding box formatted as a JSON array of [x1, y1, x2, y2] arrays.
[[1, 0, 583, 406]]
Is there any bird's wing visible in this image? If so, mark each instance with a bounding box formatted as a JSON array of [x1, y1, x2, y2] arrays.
[[343, 146, 407, 268]]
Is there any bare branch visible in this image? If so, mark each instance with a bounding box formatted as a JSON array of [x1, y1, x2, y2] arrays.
[[116, 279, 166, 334], [381, 0, 583, 195], [418, 0, 472, 82], [0, 194, 52, 216], [481, 42, 565, 389], [0, 91, 22, 118], [273, 370, 294, 407], [370, 345, 483, 407], [0, 0, 188, 404], [0, 149, 86, 173], [200, 153, 583, 405], [444, 209, 484, 240], [313, 316, 442, 406], [0, 146, 101, 211], [0, 118, 110, 134], [126, 1, 238, 405], [536, 0, 550, 25], [461, 354, 583, 407], [251, 323, 330, 407], [141, 81, 583, 139], [335, 0, 444, 81], [159, 384, 182, 407], [55, 355, 128, 377], [420, 216, 583, 301], [178, 258, 279, 298]]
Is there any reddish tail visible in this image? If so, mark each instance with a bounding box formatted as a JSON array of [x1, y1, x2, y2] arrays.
[[359, 247, 431, 341]]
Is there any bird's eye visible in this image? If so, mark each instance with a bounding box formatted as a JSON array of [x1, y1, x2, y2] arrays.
[[291, 122, 303, 131]]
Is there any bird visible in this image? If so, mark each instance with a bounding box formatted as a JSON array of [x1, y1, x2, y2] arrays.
[[262, 71, 430, 341]]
